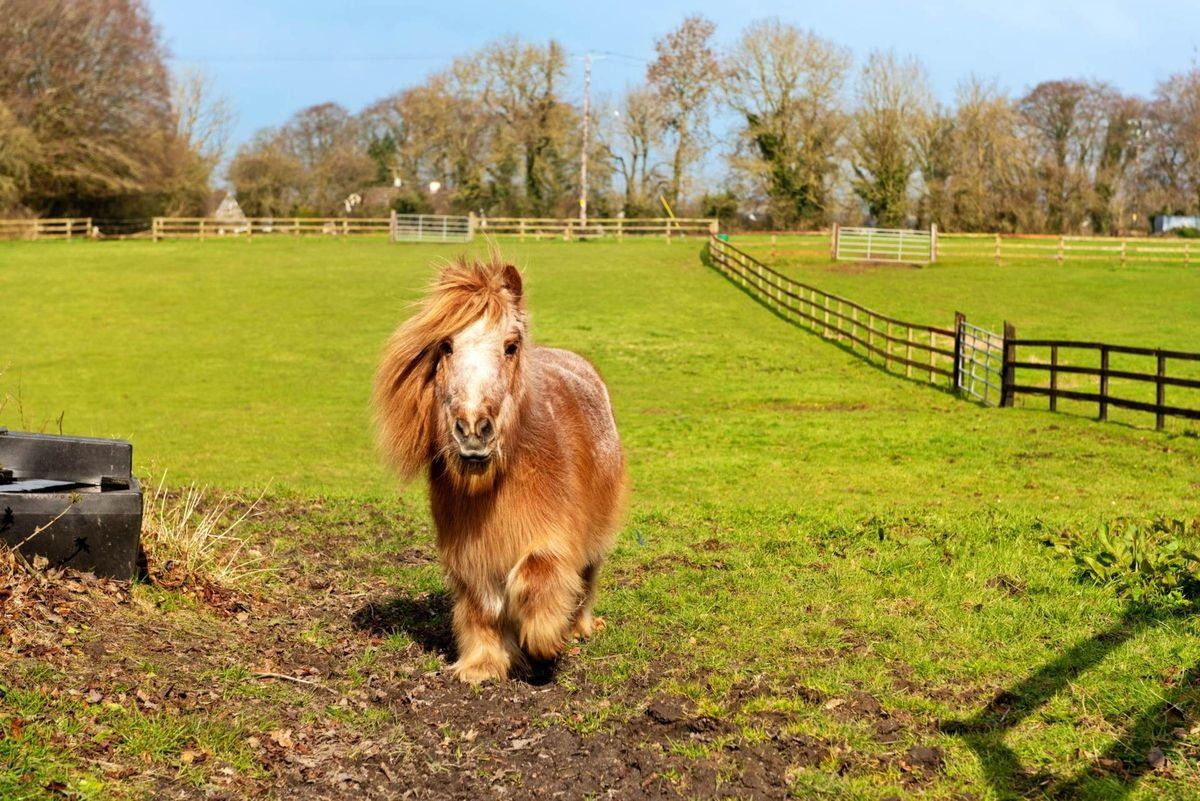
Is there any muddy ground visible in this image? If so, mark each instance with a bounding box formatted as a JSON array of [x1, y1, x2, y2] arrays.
[[0, 498, 959, 800]]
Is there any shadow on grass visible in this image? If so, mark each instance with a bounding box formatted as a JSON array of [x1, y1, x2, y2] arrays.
[[349, 591, 561, 686], [351, 591, 456, 659], [698, 244, 963, 400], [940, 605, 1196, 799]]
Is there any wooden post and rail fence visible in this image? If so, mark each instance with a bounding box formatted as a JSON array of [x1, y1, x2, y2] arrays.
[[707, 234, 958, 387], [0, 218, 92, 240], [708, 234, 1200, 432], [0, 216, 718, 241]]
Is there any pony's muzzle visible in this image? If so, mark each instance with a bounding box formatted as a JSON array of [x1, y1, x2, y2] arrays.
[[453, 414, 495, 460]]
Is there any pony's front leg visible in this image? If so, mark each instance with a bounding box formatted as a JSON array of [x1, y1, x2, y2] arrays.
[[571, 561, 606, 640], [449, 593, 515, 684], [507, 550, 584, 660]]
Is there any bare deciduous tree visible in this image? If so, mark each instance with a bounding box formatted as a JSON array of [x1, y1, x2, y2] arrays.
[[0, 0, 175, 215], [1144, 67, 1200, 216], [163, 68, 234, 215], [723, 19, 851, 227], [605, 87, 667, 215], [0, 101, 40, 213], [944, 78, 1037, 232], [227, 132, 305, 217], [912, 104, 954, 228], [478, 38, 576, 216], [850, 50, 933, 227], [647, 15, 720, 208]]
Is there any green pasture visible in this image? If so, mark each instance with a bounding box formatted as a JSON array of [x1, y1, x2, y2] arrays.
[[2, 236, 1200, 799]]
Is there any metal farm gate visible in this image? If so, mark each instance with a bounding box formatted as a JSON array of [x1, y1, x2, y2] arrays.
[[833, 224, 937, 264], [389, 212, 473, 243], [956, 315, 1005, 406]]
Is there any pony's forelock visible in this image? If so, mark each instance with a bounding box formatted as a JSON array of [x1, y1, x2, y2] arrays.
[[372, 254, 526, 479]]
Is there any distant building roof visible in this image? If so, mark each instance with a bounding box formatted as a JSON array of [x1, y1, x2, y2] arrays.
[[212, 194, 248, 223]]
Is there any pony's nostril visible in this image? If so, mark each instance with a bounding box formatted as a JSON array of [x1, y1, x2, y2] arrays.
[[454, 418, 469, 438], [478, 417, 495, 441]]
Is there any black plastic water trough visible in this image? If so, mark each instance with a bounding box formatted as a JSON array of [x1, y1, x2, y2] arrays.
[[0, 428, 142, 579]]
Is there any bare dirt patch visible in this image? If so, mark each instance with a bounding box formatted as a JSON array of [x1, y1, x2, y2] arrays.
[[1, 498, 888, 800]]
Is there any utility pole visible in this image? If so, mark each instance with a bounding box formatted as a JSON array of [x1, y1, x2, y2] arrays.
[[580, 52, 592, 227]]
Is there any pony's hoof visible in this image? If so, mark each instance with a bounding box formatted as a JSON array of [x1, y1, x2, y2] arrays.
[[449, 659, 506, 685], [573, 614, 606, 640]]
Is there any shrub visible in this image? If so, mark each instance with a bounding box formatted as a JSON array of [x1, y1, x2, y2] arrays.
[[1170, 226, 1200, 238], [1046, 517, 1200, 610]]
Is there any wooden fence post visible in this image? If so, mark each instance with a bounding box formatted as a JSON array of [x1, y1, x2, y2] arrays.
[[953, 312, 966, 394], [830, 222, 840, 260], [1057, 235, 1065, 265], [886, 321, 893, 369], [389, 210, 397, 242], [905, 327, 913, 378], [1098, 346, 1110, 421], [1156, 352, 1167, 431], [1049, 345, 1059, 412], [1120, 239, 1127, 268], [928, 330, 935, 383], [930, 223, 938, 263], [1000, 321, 1016, 408], [994, 233, 1001, 266]]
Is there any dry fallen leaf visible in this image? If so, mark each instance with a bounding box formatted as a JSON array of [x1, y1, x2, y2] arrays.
[[180, 749, 208, 765], [268, 728, 295, 749]]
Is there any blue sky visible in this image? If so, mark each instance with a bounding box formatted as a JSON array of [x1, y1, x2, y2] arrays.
[[151, 0, 1199, 152]]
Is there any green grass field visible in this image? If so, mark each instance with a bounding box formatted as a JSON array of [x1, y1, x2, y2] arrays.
[[2, 237, 1199, 799]]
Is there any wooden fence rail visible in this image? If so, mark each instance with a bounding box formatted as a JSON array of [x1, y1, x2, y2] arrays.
[[0, 218, 91, 240], [709, 235, 1200, 432], [1001, 333, 1200, 430], [145, 216, 717, 241], [478, 217, 717, 241], [730, 230, 1199, 267], [938, 233, 1198, 266], [151, 217, 393, 240], [708, 235, 958, 386]]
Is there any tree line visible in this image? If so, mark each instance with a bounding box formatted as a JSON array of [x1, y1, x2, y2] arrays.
[[2, 2, 1199, 233]]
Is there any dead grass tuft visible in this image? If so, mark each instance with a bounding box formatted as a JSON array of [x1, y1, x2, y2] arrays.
[[141, 475, 272, 587]]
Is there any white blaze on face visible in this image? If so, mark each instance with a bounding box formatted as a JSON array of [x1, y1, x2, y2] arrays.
[[452, 317, 505, 419]]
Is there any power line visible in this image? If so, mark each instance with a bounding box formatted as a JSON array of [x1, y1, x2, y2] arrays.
[[166, 54, 449, 64], [168, 49, 649, 66]]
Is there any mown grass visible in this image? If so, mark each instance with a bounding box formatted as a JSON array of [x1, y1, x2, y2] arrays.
[[2, 236, 1199, 798]]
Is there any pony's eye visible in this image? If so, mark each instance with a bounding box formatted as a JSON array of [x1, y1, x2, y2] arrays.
[[439, 341, 453, 357], [504, 341, 519, 358]]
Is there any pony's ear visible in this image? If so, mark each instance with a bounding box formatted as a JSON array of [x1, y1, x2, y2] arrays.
[[501, 263, 524, 303]]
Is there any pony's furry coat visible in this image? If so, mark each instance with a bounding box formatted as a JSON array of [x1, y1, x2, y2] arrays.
[[373, 255, 625, 683]]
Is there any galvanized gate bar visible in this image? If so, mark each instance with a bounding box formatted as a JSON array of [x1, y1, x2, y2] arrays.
[[390, 213, 473, 243], [957, 320, 1005, 405]]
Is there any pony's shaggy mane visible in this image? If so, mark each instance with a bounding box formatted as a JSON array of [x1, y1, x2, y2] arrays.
[[372, 255, 526, 479]]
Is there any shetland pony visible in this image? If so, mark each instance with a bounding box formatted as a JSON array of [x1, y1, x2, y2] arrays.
[[373, 255, 626, 683]]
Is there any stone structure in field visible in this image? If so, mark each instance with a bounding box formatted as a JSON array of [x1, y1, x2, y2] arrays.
[[213, 193, 248, 224]]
